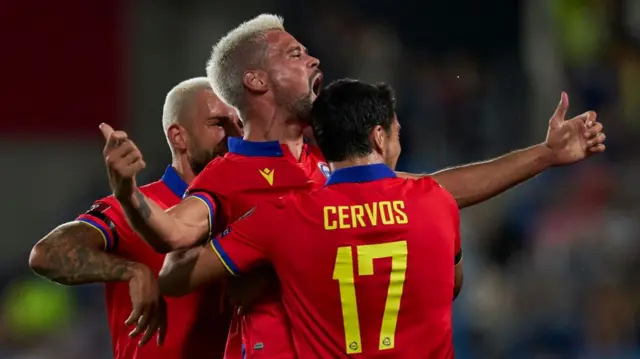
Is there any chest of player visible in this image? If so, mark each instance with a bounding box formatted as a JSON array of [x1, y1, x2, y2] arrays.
[[223, 157, 329, 222]]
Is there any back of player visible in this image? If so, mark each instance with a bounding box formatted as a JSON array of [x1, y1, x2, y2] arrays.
[[273, 166, 459, 358]]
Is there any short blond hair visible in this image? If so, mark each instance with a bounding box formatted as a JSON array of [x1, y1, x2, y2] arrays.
[[162, 77, 211, 143], [206, 14, 284, 112]]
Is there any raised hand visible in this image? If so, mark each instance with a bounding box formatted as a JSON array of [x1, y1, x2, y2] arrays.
[[100, 123, 146, 200], [544, 92, 606, 166]]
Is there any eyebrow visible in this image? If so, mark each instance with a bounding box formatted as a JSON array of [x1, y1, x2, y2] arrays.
[[288, 45, 308, 54]]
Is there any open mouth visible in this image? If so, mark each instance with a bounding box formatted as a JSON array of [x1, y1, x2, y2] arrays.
[[312, 73, 323, 96]]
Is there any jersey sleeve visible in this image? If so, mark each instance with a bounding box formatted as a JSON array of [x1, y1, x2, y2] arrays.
[[209, 202, 281, 276], [184, 161, 227, 241], [451, 199, 462, 265], [419, 177, 462, 264], [75, 200, 125, 251]]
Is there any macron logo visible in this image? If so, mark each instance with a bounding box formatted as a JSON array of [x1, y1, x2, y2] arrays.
[[258, 168, 274, 186]]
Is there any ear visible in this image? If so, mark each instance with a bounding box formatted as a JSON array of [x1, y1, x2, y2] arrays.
[[167, 124, 187, 151], [371, 125, 386, 154], [243, 70, 268, 93]]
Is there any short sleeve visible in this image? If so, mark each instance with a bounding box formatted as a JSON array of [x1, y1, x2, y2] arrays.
[[451, 201, 462, 264], [184, 160, 229, 239], [418, 177, 462, 264], [209, 203, 280, 276], [75, 200, 123, 251]]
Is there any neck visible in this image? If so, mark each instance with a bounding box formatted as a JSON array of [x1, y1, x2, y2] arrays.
[[241, 105, 306, 160], [330, 154, 385, 172], [171, 154, 196, 184]]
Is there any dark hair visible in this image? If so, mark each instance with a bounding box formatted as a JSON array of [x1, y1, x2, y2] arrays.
[[311, 79, 396, 162]]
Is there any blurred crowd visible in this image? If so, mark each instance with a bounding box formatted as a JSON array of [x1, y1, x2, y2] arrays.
[[2, 0, 639, 358]]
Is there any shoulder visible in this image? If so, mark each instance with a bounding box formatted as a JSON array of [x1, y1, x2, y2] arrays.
[[198, 156, 230, 177], [413, 176, 457, 210], [86, 195, 122, 218], [188, 156, 234, 194]]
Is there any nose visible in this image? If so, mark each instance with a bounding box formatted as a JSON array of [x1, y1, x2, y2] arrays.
[[308, 55, 320, 69]]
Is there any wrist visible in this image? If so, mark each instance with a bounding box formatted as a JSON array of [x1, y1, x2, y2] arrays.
[[116, 190, 139, 208], [124, 262, 152, 282], [534, 143, 555, 169]]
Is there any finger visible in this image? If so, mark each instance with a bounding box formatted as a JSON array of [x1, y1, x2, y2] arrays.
[[583, 122, 603, 138], [551, 91, 569, 125], [99, 123, 115, 141], [105, 142, 137, 169], [122, 149, 143, 166], [156, 299, 167, 346], [588, 144, 606, 153], [157, 311, 167, 346], [103, 131, 130, 152], [580, 111, 598, 128], [129, 307, 152, 339], [138, 311, 160, 347], [131, 160, 147, 174], [125, 306, 142, 326], [108, 139, 136, 158], [587, 133, 606, 147]]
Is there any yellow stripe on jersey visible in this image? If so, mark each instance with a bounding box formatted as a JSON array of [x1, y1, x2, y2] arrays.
[[74, 220, 109, 251], [209, 240, 238, 276]]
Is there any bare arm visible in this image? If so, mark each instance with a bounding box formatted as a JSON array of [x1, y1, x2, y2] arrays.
[[120, 193, 212, 253], [158, 244, 229, 297], [428, 144, 553, 208], [398, 95, 607, 209], [29, 222, 146, 285]]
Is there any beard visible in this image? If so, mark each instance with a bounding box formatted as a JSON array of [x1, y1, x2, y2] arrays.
[[188, 145, 219, 175], [188, 152, 212, 175], [289, 92, 313, 122], [274, 82, 314, 122]]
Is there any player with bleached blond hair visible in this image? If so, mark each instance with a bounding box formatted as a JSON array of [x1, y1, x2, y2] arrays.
[[30, 77, 240, 359], [102, 13, 606, 359]]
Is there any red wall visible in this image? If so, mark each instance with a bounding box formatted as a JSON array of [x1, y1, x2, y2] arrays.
[[0, 0, 126, 137]]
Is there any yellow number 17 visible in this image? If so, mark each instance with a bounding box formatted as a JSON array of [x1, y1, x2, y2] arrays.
[[332, 240, 408, 354]]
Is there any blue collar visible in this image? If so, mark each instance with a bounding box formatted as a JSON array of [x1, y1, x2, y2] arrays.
[[161, 166, 188, 197], [228, 137, 283, 157], [325, 164, 397, 185]]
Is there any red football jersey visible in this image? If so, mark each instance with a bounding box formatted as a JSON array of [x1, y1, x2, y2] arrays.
[[185, 137, 328, 359], [212, 164, 461, 359], [76, 166, 230, 359]]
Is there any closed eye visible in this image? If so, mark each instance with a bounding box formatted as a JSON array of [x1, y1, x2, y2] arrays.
[[207, 117, 224, 127]]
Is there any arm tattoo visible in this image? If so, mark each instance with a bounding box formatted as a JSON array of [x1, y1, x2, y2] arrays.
[[134, 189, 151, 220], [32, 223, 138, 285]]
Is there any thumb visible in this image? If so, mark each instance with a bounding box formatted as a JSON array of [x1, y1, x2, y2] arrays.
[[551, 91, 569, 124], [99, 123, 115, 141]]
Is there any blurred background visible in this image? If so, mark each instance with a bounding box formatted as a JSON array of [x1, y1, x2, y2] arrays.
[[1, 0, 639, 357]]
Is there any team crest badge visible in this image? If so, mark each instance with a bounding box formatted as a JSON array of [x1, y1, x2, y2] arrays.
[[318, 162, 331, 178]]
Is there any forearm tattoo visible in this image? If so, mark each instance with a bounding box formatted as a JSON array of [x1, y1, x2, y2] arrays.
[[33, 223, 136, 285], [134, 189, 151, 220]]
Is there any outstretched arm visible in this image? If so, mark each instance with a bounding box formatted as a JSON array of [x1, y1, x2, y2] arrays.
[[398, 93, 606, 208], [427, 144, 553, 208]]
